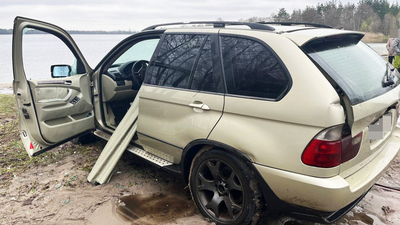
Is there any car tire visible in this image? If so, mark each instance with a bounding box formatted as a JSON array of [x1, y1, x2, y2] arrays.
[[189, 149, 264, 225]]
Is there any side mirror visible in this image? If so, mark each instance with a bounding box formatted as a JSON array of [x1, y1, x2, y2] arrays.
[[51, 65, 71, 78]]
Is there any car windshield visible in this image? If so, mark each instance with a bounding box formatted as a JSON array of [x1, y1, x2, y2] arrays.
[[303, 35, 399, 105], [112, 39, 159, 67]]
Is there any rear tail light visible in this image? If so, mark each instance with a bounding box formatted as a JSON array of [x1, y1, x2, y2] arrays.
[[341, 132, 362, 163], [301, 126, 363, 168], [301, 139, 342, 168]]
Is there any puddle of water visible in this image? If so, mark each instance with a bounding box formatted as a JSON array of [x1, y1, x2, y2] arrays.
[[338, 212, 386, 225], [366, 214, 387, 225], [115, 193, 197, 224]]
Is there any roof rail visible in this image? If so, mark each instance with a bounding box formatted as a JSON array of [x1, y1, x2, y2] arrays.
[[257, 22, 333, 29], [142, 21, 275, 31]]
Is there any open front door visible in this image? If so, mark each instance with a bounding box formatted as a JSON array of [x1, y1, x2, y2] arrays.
[[12, 17, 95, 156]]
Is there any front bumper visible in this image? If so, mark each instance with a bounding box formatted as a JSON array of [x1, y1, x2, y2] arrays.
[[254, 126, 400, 221]]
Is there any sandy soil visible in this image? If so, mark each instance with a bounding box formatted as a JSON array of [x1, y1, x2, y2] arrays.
[[0, 146, 211, 225], [2, 143, 399, 225], [0, 84, 12, 88], [1, 93, 400, 225]]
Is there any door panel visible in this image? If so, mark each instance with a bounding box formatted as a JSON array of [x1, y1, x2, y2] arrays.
[[12, 17, 94, 156], [34, 87, 70, 102], [138, 85, 224, 163], [137, 31, 224, 164], [28, 75, 94, 143]]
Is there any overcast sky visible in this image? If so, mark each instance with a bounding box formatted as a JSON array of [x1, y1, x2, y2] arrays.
[[0, 0, 394, 31]]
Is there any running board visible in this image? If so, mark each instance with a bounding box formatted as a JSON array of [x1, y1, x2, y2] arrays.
[[126, 146, 173, 167], [94, 130, 111, 140], [93, 130, 173, 167]]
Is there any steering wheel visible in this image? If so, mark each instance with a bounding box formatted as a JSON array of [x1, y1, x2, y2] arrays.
[[131, 60, 149, 88]]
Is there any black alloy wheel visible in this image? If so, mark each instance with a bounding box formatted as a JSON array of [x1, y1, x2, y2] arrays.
[[189, 149, 263, 225]]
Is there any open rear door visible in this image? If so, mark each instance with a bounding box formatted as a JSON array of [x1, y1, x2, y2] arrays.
[[302, 33, 400, 176], [12, 17, 95, 156]]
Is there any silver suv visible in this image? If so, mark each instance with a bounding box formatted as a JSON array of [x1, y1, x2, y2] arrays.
[[13, 17, 400, 225]]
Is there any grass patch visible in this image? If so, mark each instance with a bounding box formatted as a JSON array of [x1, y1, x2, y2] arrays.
[[0, 95, 16, 114]]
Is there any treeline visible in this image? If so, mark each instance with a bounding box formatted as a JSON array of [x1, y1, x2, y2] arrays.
[[240, 0, 400, 36], [0, 29, 12, 34], [2, 0, 399, 36], [67, 30, 135, 34], [0, 28, 136, 35]]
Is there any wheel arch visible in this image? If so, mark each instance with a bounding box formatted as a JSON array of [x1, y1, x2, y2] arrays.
[[181, 139, 287, 216], [181, 139, 252, 183]]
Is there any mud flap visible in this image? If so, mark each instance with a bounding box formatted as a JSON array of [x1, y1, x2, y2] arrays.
[[87, 97, 139, 184]]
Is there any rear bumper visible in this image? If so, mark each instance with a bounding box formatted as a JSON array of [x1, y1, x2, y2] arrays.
[[285, 188, 369, 223], [254, 125, 400, 220]]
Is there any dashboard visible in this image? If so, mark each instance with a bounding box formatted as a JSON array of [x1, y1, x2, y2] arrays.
[[102, 61, 142, 102], [107, 60, 138, 82]]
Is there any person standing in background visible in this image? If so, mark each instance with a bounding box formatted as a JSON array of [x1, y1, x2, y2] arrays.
[[392, 38, 400, 72], [386, 37, 395, 64]]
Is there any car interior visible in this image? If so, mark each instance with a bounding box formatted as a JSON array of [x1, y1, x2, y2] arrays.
[[100, 38, 160, 129]]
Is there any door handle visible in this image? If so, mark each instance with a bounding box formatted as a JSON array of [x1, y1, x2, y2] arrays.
[[201, 104, 211, 111], [189, 102, 211, 111], [189, 102, 203, 109]]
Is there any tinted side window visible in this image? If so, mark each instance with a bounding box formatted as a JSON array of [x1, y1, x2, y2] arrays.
[[221, 36, 289, 99], [190, 36, 221, 92], [146, 34, 206, 88]]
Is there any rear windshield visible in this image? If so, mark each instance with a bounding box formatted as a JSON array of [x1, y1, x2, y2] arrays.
[[303, 35, 399, 105]]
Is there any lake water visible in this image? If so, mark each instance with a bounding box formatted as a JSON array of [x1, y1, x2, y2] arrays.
[[0, 34, 388, 86], [0, 34, 130, 85]]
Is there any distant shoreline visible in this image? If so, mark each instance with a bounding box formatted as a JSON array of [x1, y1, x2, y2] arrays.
[[1, 31, 387, 43], [0, 83, 12, 88]]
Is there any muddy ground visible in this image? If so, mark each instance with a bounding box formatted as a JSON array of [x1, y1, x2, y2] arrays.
[[1, 93, 400, 225]]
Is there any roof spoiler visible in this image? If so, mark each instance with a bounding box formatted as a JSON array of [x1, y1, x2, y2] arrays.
[[302, 33, 365, 47]]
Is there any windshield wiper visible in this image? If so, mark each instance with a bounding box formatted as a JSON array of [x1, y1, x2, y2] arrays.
[[382, 63, 395, 87]]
